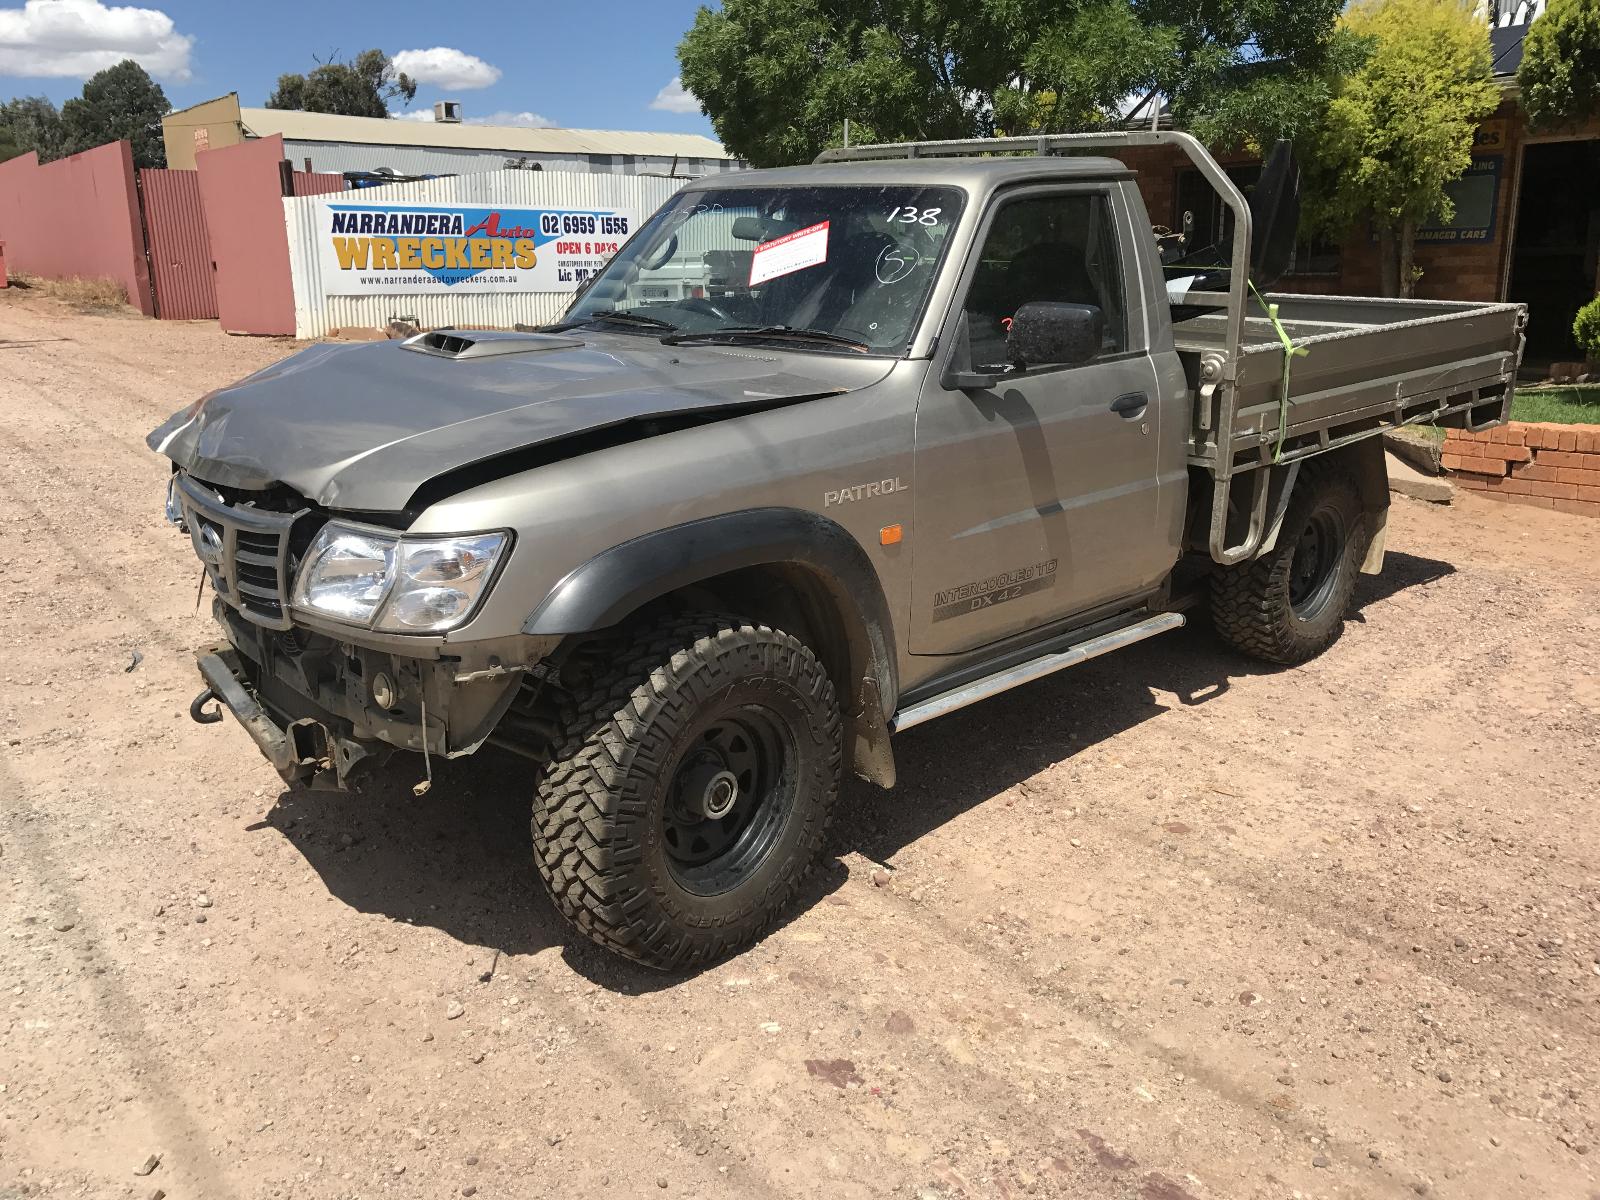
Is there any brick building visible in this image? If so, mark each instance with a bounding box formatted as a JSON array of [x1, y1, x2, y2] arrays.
[[1121, 2, 1598, 367]]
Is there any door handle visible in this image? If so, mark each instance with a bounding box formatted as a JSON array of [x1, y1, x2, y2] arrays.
[[1110, 392, 1149, 417]]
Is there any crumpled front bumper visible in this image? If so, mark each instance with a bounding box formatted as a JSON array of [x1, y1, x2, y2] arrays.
[[194, 646, 391, 790], [189, 596, 546, 790]]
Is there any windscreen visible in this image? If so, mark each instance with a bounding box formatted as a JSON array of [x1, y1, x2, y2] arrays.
[[561, 185, 965, 354]]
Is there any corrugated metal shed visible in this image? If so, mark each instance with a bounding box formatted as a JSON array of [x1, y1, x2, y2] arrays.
[[282, 140, 613, 180], [243, 108, 735, 161], [283, 169, 687, 338]]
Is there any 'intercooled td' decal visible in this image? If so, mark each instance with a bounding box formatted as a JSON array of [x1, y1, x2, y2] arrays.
[[932, 559, 1059, 623]]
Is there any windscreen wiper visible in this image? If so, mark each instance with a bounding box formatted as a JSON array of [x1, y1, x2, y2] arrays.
[[548, 309, 679, 333], [661, 325, 870, 352]]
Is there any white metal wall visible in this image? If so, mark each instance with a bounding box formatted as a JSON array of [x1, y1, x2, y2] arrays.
[[283, 140, 593, 177], [283, 169, 688, 338], [282, 140, 742, 180]]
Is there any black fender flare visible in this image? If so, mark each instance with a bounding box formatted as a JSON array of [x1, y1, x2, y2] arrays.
[[523, 508, 899, 786]]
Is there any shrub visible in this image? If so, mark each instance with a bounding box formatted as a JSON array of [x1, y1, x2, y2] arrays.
[[1575, 296, 1600, 361]]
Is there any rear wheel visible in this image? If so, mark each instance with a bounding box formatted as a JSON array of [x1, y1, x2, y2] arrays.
[[1210, 468, 1370, 665], [531, 613, 842, 970]]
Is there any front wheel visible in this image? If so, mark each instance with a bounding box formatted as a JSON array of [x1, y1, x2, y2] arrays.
[[531, 613, 842, 970], [1210, 468, 1371, 666]]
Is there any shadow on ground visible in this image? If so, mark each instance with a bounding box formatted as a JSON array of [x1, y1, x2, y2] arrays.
[[267, 549, 1454, 990]]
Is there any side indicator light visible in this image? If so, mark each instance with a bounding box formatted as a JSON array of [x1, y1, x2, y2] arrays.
[[879, 524, 903, 546]]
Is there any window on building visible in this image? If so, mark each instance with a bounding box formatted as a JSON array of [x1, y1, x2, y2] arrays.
[[1174, 164, 1341, 279]]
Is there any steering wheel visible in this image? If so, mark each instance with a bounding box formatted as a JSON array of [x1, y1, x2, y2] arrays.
[[640, 232, 680, 271], [676, 296, 736, 323]]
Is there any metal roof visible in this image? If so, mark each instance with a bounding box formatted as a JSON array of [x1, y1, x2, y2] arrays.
[[238, 107, 734, 160]]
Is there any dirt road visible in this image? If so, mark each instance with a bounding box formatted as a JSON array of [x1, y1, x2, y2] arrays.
[[2, 289, 1598, 1200]]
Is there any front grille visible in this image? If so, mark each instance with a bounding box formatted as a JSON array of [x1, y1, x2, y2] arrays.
[[175, 474, 309, 629]]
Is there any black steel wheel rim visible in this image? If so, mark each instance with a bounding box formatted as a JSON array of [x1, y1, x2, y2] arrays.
[[661, 706, 794, 896], [1289, 508, 1344, 620]]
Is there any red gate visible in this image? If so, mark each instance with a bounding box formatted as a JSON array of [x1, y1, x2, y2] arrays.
[[139, 168, 218, 321], [196, 134, 296, 336]]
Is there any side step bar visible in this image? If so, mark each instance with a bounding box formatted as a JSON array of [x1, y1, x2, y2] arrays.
[[889, 612, 1186, 734]]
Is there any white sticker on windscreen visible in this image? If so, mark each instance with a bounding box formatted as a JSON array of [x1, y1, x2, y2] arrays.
[[749, 220, 830, 286]]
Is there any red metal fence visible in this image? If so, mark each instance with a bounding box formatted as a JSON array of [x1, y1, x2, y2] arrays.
[[0, 141, 154, 315], [291, 170, 345, 197], [0, 136, 339, 333], [196, 134, 298, 336], [139, 168, 219, 321]]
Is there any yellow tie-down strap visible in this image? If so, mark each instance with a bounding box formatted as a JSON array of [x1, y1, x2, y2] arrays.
[[1250, 282, 1309, 463]]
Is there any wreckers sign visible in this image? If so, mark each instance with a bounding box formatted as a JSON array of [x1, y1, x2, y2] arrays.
[[318, 202, 637, 295]]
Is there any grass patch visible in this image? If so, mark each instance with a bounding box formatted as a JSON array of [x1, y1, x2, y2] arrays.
[[1388, 424, 1445, 446], [11, 273, 131, 312], [1511, 386, 1600, 426]]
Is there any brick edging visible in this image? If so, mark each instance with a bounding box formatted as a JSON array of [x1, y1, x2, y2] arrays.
[[1442, 422, 1600, 517]]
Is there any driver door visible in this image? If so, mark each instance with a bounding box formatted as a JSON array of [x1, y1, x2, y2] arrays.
[[909, 187, 1167, 655]]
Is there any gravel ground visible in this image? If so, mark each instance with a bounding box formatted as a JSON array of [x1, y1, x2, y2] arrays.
[[2, 289, 1598, 1200]]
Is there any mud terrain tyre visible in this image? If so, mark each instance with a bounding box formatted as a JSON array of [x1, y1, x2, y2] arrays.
[[1210, 468, 1370, 666], [531, 613, 842, 970]]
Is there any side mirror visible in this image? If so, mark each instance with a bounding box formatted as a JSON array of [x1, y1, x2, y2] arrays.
[[1007, 302, 1104, 370]]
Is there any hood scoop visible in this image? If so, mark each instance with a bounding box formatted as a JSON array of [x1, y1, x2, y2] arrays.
[[402, 329, 584, 360]]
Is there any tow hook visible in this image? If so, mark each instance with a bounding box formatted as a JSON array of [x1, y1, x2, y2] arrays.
[[190, 686, 224, 724]]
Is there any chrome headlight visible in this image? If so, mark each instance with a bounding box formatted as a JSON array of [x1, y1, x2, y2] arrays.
[[291, 523, 508, 633], [377, 534, 507, 632]]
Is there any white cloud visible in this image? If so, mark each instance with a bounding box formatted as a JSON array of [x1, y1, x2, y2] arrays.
[[0, 0, 193, 80], [649, 76, 699, 115], [391, 47, 500, 91], [465, 110, 555, 129], [391, 109, 438, 121]]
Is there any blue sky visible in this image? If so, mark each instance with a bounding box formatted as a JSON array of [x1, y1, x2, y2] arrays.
[[0, 0, 718, 136]]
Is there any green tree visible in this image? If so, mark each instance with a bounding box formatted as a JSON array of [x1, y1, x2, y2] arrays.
[[1519, 0, 1600, 129], [1575, 295, 1600, 360], [266, 49, 417, 118], [1307, 0, 1498, 297], [1140, 0, 1356, 146], [59, 60, 169, 167], [0, 96, 65, 162], [677, 0, 1350, 167]]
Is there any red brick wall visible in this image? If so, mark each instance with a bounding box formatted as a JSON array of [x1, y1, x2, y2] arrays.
[[1117, 103, 1569, 304], [1443, 423, 1600, 518]]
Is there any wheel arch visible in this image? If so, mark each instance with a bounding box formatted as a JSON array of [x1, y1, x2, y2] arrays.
[[1257, 439, 1389, 573], [524, 508, 899, 788]]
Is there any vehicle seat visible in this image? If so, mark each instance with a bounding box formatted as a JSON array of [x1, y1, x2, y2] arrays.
[[1003, 240, 1100, 310], [831, 231, 938, 349], [755, 229, 900, 341], [966, 240, 1102, 367]]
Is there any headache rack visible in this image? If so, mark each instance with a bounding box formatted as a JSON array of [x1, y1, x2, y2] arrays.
[[818, 132, 1527, 565]]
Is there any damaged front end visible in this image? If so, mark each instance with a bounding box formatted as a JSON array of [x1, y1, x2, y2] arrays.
[[168, 470, 552, 790], [192, 601, 537, 790]]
